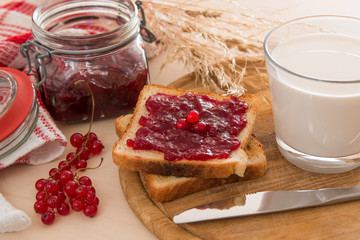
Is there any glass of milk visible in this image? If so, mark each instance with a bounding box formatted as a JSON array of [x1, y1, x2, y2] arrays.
[[264, 15, 360, 173]]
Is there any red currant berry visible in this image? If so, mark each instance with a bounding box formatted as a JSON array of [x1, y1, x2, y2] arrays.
[[69, 196, 80, 205], [83, 204, 97, 217], [45, 180, 59, 195], [58, 160, 71, 171], [75, 159, 87, 170], [75, 185, 87, 197], [41, 211, 55, 225], [193, 121, 207, 133], [91, 140, 103, 155], [57, 203, 70, 216], [86, 185, 96, 194], [126, 139, 135, 147], [59, 170, 74, 184], [85, 191, 96, 202], [66, 152, 78, 165], [176, 118, 190, 130], [92, 197, 100, 206], [78, 176, 92, 186], [186, 110, 199, 123], [71, 199, 85, 212], [35, 178, 48, 191], [70, 133, 84, 148], [64, 180, 77, 197], [87, 132, 98, 143], [55, 181, 63, 193], [36, 191, 47, 201], [34, 200, 48, 214], [49, 168, 60, 180], [47, 195, 60, 208], [56, 191, 67, 203], [77, 146, 91, 160]]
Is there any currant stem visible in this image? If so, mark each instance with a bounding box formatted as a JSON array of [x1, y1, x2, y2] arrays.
[[74, 80, 95, 134], [75, 158, 104, 174], [51, 80, 97, 176]]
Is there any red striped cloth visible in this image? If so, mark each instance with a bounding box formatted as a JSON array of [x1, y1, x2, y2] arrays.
[[0, 0, 67, 170], [0, 0, 45, 68]]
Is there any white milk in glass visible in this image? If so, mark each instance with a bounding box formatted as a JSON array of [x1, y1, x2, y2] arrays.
[[269, 33, 360, 157]]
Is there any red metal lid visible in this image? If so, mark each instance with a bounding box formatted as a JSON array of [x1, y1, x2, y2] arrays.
[[0, 67, 34, 142]]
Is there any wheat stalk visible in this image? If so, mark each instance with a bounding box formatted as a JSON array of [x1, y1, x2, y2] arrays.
[[142, 0, 279, 95]]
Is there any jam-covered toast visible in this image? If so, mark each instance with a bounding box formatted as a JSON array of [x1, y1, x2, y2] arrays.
[[112, 84, 259, 178], [115, 114, 267, 202]]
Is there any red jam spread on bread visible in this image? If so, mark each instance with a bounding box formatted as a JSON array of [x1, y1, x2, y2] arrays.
[[127, 92, 248, 161]]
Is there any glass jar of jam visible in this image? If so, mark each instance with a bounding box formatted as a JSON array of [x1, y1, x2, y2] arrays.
[[0, 68, 38, 159], [23, 0, 150, 122]]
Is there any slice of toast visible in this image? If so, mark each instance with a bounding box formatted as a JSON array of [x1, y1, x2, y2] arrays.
[[112, 84, 259, 178], [116, 114, 267, 202], [140, 135, 266, 201]]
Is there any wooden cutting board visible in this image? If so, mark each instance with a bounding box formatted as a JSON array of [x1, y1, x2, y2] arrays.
[[118, 62, 360, 240]]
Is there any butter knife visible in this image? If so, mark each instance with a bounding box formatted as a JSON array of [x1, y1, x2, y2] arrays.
[[173, 186, 360, 224]]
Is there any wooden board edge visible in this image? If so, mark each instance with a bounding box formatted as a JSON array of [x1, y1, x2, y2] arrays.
[[118, 167, 202, 240]]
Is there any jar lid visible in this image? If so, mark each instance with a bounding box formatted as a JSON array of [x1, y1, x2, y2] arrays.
[[0, 67, 34, 142]]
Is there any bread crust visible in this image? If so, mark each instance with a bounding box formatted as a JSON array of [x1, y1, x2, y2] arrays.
[[140, 135, 267, 202], [112, 84, 259, 178], [115, 114, 132, 138]]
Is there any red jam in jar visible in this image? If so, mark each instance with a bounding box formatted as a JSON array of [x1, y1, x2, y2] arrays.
[[30, 0, 149, 122], [127, 92, 249, 161]]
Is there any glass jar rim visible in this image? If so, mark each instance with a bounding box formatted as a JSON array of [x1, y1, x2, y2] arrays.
[[263, 15, 360, 84], [31, 0, 140, 53]]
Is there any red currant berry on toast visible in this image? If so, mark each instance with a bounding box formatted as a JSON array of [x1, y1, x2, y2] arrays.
[[193, 121, 207, 133], [176, 118, 190, 130], [186, 110, 199, 123]]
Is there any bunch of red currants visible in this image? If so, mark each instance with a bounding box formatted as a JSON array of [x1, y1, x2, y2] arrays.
[[34, 132, 103, 225]]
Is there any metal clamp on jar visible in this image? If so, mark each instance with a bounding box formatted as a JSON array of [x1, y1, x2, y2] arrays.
[[20, 0, 154, 122]]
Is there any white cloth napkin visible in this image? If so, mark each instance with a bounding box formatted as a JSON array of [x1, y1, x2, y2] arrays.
[[0, 193, 31, 233]]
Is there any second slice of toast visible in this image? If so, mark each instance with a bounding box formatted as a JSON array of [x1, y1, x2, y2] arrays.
[[113, 84, 259, 179]]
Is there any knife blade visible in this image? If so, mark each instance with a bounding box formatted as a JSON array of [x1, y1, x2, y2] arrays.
[[173, 186, 360, 224]]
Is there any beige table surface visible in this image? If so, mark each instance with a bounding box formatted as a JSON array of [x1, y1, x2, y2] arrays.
[[1, 0, 359, 239]]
